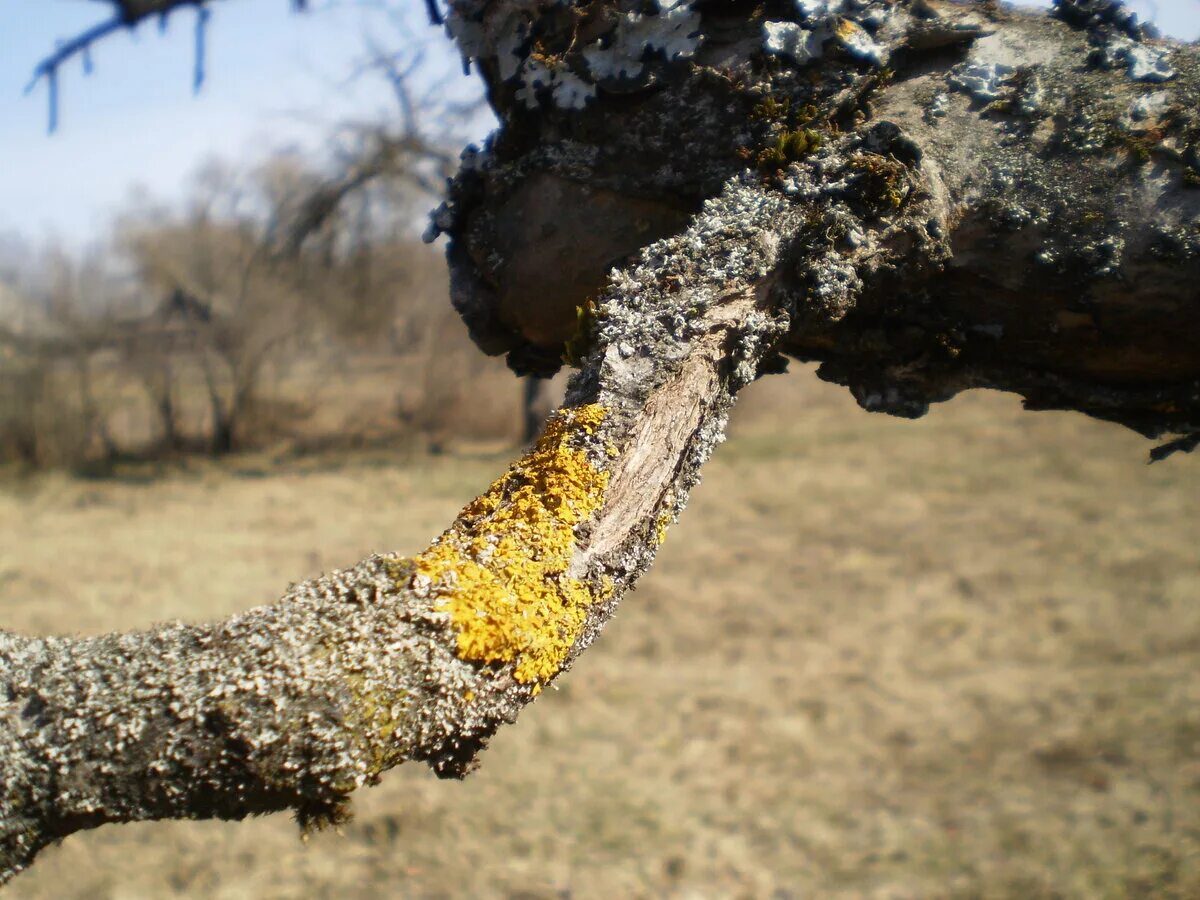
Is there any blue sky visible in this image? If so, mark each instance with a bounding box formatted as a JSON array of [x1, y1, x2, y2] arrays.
[[0, 0, 1197, 246], [0, 0, 479, 245]]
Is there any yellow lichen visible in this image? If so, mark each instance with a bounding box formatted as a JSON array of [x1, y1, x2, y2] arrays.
[[405, 405, 611, 685], [653, 489, 675, 547], [342, 670, 408, 775], [654, 514, 670, 547]]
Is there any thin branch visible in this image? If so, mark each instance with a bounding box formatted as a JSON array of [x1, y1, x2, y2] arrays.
[[24, 16, 123, 132], [27, 1, 309, 131], [193, 5, 212, 93]]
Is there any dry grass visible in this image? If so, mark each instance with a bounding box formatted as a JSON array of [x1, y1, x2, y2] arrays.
[[1, 368, 1198, 899]]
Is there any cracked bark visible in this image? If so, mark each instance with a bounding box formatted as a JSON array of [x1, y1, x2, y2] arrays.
[[4, 0, 1200, 885]]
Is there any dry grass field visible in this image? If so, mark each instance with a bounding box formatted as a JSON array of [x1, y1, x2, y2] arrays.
[[1, 369, 1198, 899]]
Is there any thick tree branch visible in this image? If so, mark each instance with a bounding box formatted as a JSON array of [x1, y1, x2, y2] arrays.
[[433, 0, 1200, 448]]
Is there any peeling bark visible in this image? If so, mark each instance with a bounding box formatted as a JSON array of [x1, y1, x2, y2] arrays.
[[4, 0, 1200, 884]]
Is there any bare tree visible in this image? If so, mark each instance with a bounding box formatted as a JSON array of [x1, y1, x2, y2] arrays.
[[0, 247, 123, 467], [278, 40, 470, 256], [118, 162, 323, 453], [3, 0, 1200, 884]]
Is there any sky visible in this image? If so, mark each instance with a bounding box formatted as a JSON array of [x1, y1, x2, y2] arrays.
[[0, 0, 1197, 247], [0, 0, 482, 246]]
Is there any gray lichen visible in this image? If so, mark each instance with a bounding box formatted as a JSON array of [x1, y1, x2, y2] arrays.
[[1, 553, 533, 880], [1126, 90, 1170, 123], [949, 62, 1015, 102], [433, 0, 1200, 438]]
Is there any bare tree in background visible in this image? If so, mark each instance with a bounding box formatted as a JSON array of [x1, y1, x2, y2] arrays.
[[119, 162, 317, 453], [278, 17, 567, 441], [0, 247, 123, 467]]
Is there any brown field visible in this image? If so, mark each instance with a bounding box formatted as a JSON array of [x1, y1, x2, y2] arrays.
[[2, 369, 1198, 899]]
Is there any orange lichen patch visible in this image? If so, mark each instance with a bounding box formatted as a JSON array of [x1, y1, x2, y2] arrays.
[[835, 18, 861, 39], [406, 405, 611, 685]]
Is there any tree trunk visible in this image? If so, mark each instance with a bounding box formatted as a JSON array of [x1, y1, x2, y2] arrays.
[[4, 0, 1199, 884], [210, 415, 235, 455]]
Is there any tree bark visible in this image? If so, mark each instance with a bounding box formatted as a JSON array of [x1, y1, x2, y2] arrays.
[[433, 0, 1200, 447], [4, 0, 1199, 884]]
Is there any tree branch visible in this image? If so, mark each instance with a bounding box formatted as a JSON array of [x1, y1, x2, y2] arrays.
[[29, 0, 309, 131], [0, 173, 791, 882], [434, 0, 1200, 450]]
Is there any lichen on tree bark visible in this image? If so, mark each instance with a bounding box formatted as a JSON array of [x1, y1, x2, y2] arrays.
[[435, 0, 1200, 441], [4, 0, 1200, 885]]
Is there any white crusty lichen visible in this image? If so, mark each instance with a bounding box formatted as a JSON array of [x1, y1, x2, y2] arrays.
[[1111, 38, 1175, 82], [495, 16, 529, 81], [763, 0, 887, 68], [764, 21, 827, 65], [584, 0, 703, 81], [836, 19, 885, 64], [515, 59, 597, 110], [446, 0, 703, 109], [948, 63, 1015, 102]]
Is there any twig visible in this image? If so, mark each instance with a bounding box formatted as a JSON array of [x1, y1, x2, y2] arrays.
[[26, 1, 309, 132], [194, 5, 211, 92], [25, 16, 125, 132]]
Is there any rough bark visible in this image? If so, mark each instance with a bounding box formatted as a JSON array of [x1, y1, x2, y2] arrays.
[[4, 0, 1199, 884], [431, 0, 1200, 447]]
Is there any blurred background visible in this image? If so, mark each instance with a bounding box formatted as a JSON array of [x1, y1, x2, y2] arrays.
[[1, 1, 1199, 897]]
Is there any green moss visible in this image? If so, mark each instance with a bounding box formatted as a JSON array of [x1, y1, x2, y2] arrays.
[[758, 128, 823, 171], [749, 91, 823, 173], [847, 152, 909, 213], [751, 96, 790, 121]]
